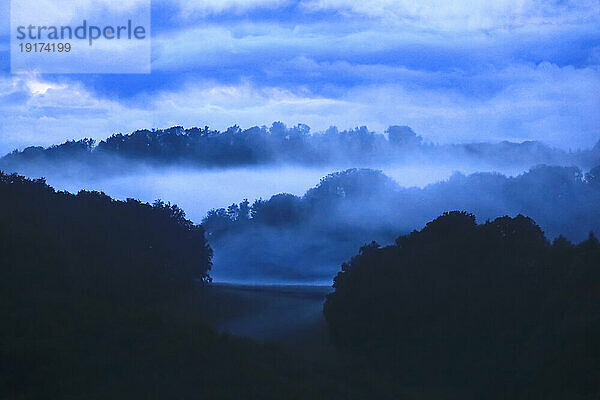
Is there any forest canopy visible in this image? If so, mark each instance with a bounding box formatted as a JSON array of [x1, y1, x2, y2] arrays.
[[0, 171, 386, 399], [2, 123, 598, 172], [323, 211, 600, 397], [202, 165, 600, 282]]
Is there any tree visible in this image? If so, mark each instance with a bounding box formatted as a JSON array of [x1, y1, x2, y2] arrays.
[[238, 199, 251, 222], [324, 211, 600, 394], [386, 125, 422, 147], [227, 203, 240, 221], [586, 165, 600, 186]]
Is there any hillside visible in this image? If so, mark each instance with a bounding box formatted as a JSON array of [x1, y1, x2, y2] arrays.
[[0, 172, 386, 399], [204, 166, 600, 282], [2, 124, 594, 175], [324, 212, 600, 399]]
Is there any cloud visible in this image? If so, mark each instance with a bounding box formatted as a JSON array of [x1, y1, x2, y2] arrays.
[[0, 60, 597, 154], [11, 0, 149, 24], [149, 13, 599, 81], [330, 63, 600, 148], [0, 1, 597, 153], [0, 75, 136, 151], [301, 0, 600, 31], [159, 0, 291, 17]]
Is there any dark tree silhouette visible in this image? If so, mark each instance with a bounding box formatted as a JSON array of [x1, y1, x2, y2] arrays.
[[586, 164, 600, 186], [0, 172, 388, 400], [202, 166, 600, 282], [2, 123, 594, 172], [324, 212, 600, 398]]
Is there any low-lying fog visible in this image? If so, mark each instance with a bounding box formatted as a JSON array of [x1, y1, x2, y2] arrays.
[[15, 160, 599, 285], [34, 163, 527, 223]]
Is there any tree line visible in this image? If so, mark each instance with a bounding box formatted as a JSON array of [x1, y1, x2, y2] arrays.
[[0, 172, 384, 399], [202, 165, 600, 282], [324, 211, 600, 398], [2, 169, 598, 398], [3, 123, 596, 170]]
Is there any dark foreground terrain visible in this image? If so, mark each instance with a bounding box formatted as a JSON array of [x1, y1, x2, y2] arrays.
[[199, 284, 333, 358], [2, 172, 599, 399], [0, 172, 395, 399]]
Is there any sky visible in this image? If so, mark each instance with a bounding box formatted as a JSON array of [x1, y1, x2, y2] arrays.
[[0, 0, 599, 153]]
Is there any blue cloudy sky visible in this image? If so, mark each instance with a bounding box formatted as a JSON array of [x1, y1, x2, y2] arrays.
[[0, 0, 599, 153]]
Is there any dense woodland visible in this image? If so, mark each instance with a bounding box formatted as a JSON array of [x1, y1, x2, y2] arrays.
[[0, 172, 388, 399], [324, 212, 600, 398], [203, 165, 600, 282], [2, 123, 598, 172], [1, 171, 599, 398]]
